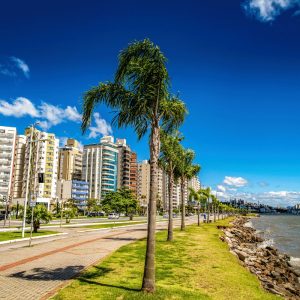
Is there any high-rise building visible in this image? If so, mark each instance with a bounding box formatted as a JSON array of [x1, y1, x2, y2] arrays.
[[56, 179, 89, 210], [116, 139, 138, 194], [137, 160, 167, 209], [0, 126, 17, 203], [188, 176, 201, 192], [137, 160, 150, 208], [116, 139, 131, 189], [82, 136, 118, 200], [129, 152, 138, 195], [58, 138, 82, 181], [12, 135, 26, 198], [21, 127, 59, 208]]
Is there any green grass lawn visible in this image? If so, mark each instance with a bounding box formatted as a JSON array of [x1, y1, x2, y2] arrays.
[[0, 230, 59, 242], [81, 221, 147, 230], [53, 218, 280, 300]]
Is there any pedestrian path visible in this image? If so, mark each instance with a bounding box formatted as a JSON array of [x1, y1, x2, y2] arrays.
[[0, 218, 197, 300]]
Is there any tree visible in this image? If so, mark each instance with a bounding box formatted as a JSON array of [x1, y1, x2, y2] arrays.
[[87, 198, 101, 214], [175, 147, 200, 230], [211, 194, 218, 222], [26, 204, 52, 233], [159, 130, 182, 241], [63, 199, 78, 223], [188, 187, 201, 226], [199, 187, 211, 222], [102, 188, 138, 220], [81, 39, 187, 292]]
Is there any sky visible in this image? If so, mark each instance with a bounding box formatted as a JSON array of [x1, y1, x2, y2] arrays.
[[1, 0, 300, 207]]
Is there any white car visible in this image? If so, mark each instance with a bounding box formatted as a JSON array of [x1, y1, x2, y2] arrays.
[[108, 213, 119, 219]]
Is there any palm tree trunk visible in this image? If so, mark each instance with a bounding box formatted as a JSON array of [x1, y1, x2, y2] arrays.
[[180, 177, 186, 230], [213, 205, 216, 222], [167, 170, 173, 241], [142, 125, 159, 293], [197, 202, 200, 226], [207, 202, 210, 223]]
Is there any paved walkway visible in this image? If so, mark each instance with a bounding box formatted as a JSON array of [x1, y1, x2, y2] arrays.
[[0, 217, 198, 300]]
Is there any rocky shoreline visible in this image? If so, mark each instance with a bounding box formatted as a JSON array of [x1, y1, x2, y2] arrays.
[[219, 217, 300, 299]]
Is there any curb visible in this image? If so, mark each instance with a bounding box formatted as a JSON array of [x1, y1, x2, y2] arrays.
[[0, 232, 68, 245]]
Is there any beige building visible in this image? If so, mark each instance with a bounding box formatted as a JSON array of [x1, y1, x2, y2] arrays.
[[0, 126, 17, 203], [12, 135, 26, 198], [21, 127, 59, 208], [137, 160, 167, 210], [58, 139, 82, 181]]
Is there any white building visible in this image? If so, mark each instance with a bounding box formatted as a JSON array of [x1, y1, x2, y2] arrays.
[[0, 126, 17, 204], [82, 136, 118, 200]]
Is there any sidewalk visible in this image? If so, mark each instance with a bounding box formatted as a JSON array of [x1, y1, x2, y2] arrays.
[[0, 218, 197, 300]]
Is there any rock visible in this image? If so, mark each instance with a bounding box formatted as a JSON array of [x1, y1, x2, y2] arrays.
[[220, 217, 300, 299], [235, 250, 248, 261]]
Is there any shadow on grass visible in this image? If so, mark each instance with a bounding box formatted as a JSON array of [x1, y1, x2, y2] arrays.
[[78, 265, 141, 292], [103, 237, 138, 241], [9, 265, 85, 281]]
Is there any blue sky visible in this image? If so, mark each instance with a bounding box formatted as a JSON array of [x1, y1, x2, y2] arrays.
[[1, 0, 300, 206]]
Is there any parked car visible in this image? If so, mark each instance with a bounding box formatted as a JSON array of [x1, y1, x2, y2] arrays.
[[0, 210, 5, 221], [163, 214, 168, 219], [108, 213, 119, 219]]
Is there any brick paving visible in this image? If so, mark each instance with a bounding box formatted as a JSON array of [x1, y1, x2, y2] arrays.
[[0, 218, 197, 300]]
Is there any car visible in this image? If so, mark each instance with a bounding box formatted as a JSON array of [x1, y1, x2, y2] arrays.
[[163, 214, 169, 218], [108, 213, 119, 219]]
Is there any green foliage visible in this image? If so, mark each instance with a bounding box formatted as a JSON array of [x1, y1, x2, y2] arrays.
[[63, 199, 78, 223], [26, 204, 52, 233], [102, 188, 138, 218], [81, 39, 187, 139], [87, 198, 101, 213]]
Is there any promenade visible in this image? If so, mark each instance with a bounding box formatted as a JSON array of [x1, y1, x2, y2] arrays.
[[0, 217, 197, 300]]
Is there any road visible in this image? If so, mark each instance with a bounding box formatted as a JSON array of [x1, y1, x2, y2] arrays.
[[0, 216, 150, 232], [0, 216, 198, 300]]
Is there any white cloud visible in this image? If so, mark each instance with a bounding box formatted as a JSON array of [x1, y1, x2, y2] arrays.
[[88, 112, 113, 138], [243, 0, 300, 22], [217, 185, 227, 192], [10, 56, 30, 78], [64, 106, 82, 122], [0, 97, 39, 117], [0, 64, 16, 77], [223, 176, 248, 187], [0, 97, 85, 130]]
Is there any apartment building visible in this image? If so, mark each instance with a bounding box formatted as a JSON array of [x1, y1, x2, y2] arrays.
[[0, 126, 17, 203], [58, 138, 82, 181], [137, 160, 167, 209], [21, 127, 59, 208], [129, 152, 138, 195], [12, 135, 26, 198], [56, 179, 89, 209], [82, 136, 118, 200], [116, 138, 138, 194]]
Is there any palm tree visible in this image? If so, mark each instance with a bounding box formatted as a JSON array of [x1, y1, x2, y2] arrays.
[[188, 187, 201, 226], [159, 131, 182, 241], [81, 39, 187, 293], [199, 187, 211, 222], [211, 194, 218, 222], [175, 148, 200, 230]]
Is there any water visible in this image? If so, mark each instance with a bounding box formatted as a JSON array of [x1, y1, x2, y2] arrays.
[[250, 215, 300, 270]]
